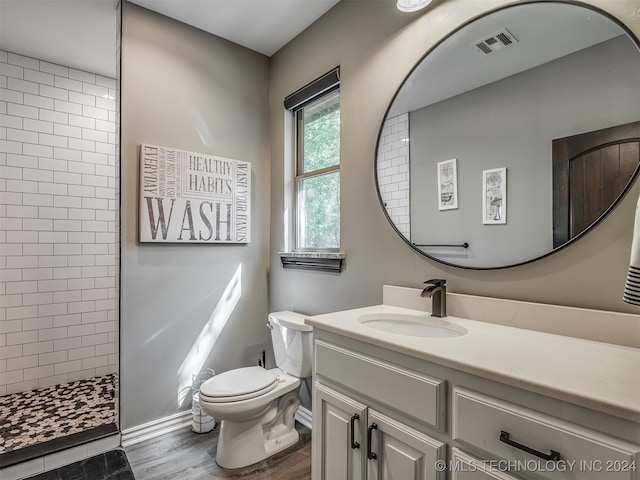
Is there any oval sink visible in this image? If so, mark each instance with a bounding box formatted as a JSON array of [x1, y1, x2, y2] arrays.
[[358, 313, 467, 338]]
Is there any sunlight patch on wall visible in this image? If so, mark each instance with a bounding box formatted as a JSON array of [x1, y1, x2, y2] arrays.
[[176, 264, 242, 406]]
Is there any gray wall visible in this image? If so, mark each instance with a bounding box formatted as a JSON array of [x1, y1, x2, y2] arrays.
[[120, 2, 270, 429], [410, 36, 640, 267], [269, 0, 640, 314]]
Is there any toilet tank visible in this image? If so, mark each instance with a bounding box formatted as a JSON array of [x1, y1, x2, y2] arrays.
[[268, 311, 313, 378]]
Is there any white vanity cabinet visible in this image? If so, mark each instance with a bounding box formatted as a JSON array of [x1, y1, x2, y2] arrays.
[[309, 325, 640, 480], [311, 340, 447, 480]]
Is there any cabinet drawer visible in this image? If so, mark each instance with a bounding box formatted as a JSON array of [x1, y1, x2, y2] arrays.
[[451, 448, 522, 480], [315, 340, 446, 430], [453, 388, 640, 480]]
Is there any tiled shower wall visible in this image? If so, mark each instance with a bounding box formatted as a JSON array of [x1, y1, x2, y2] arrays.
[[377, 113, 410, 238], [0, 51, 119, 396]]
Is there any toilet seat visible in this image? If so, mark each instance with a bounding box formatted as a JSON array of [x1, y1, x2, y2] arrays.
[[199, 366, 279, 403]]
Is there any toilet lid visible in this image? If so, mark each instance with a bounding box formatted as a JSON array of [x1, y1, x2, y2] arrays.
[[199, 366, 278, 400]]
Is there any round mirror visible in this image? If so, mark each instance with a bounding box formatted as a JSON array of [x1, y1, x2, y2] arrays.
[[376, 1, 640, 269]]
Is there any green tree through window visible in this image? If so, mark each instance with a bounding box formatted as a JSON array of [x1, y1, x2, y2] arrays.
[[296, 88, 340, 249]]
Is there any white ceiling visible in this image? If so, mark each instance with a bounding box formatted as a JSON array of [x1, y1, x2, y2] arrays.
[[128, 0, 340, 57], [0, 0, 339, 79]]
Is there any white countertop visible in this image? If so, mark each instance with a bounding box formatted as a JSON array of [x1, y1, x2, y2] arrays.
[[306, 304, 640, 423]]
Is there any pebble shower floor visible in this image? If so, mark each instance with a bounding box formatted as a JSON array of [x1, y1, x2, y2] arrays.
[[0, 374, 117, 455]]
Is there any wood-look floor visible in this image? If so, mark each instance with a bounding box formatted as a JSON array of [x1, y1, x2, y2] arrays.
[[125, 423, 311, 480]]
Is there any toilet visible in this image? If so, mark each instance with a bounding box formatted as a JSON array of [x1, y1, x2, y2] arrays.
[[198, 311, 313, 469]]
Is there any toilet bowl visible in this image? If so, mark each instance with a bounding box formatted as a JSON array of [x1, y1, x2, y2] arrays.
[[198, 311, 312, 469]]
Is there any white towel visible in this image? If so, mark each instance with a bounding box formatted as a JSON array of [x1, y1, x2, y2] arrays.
[[623, 194, 640, 305]]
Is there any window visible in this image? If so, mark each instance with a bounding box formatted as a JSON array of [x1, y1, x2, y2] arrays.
[[295, 88, 340, 249], [285, 68, 341, 251]]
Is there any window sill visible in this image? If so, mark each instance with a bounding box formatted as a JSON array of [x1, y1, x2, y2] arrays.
[[278, 251, 345, 273]]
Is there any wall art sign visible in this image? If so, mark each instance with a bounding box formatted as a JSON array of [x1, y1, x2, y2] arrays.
[[482, 167, 507, 225], [437, 158, 458, 210], [139, 144, 250, 243]]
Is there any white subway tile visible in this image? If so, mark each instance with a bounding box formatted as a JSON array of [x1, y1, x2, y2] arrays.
[[68, 231, 95, 243], [39, 108, 68, 125], [81, 332, 107, 347], [6, 153, 36, 168], [82, 266, 108, 278], [53, 195, 82, 208], [53, 147, 81, 161], [1, 63, 24, 79], [38, 206, 68, 219], [54, 243, 81, 255], [68, 346, 95, 361], [23, 244, 53, 256], [23, 292, 54, 306], [68, 278, 94, 290], [83, 355, 109, 370], [24, 268, 53, 282], [6, 255, 37, 268], [7, 77, 38, 95], [0, 164, 22, 179], [69, 138, 95, 152], [53, 290, 81, 303], [39, 84, 69, 101], [68, 184, 95, 197], [37, 303, 67, 317], [37, 279, 67, 292], [39, 350, 68, 365], [39, 182, 67, 195], [53, 171, 82, 185], [0, 369, 24, 385], [23, 340, 54, 355], [7, 354, 39, 371], [0, 139, 22, 154], [7, 330, 38, 345], [54, 76, 82, 93], [68, 209, 95, 221], [69, 91, 95, 107], [68, 160, 95, 175], [24, 93, 54, 110], [8, 53, 39, 70], [0, 319, 22, 333], [6, 280, 37, 294], [0, 87, 24, 103], [0, 192, 21, 205], [53, 335, 82, 350], [68, 114, 95, 129], [38, 374, 69, 388], [1, 217, 23, 230], [24, 68, 54, 86], [40, 61, 69, 78], [68, 324, 94, 337], [54, 99, 82, 115], [23, 118, 54, 134], [0, 343, 23, 358], [24, 364, 54, 380], [2, 269, 22, 282], [0, 114, 23, 129], [6, 230, 37, 243], [23, 193, 53, 206], [95, 142, 115, 155], [82, 127, 108, 143], [95, 97, 115, 111], [69, 69, 96, 84], [95, 119, 114, 133], [23, 143, 53, 157], [53, 359, 82, 375], [82, 174, 107, 188], [39, 132, 68, 148], [54, 123, 82, 138], [38, 157, 68, 172], [54, 219, 82, 231], [53, 267, 81, 279], [95, 76, 116, 90], [37, 231, 68, 243]]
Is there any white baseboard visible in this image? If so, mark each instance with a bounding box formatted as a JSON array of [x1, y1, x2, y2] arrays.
[[121, 405, 310, 449], [121, 410, 191, 447], [295, 405, 312, 429]]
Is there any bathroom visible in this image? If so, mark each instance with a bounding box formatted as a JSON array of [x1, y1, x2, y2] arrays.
[[1, 0, 639, 478]]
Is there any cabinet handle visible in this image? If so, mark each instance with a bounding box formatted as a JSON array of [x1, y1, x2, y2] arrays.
[[350, 414, 360, 449], [499, 430, 561, 462], [367, 423, 378, 460]]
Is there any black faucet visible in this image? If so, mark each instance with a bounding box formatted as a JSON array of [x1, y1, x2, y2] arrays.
[[421, 279, 446, 318]]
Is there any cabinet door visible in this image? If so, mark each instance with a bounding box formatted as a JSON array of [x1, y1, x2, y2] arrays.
[[367, 409, 446, 480], [313, 382, 367, 480]]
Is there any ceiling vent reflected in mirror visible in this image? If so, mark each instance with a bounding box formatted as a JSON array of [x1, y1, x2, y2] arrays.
[[474, 28, 518, 54]]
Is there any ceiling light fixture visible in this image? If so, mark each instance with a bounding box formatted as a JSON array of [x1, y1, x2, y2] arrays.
[[396, 0, 433, 12]]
